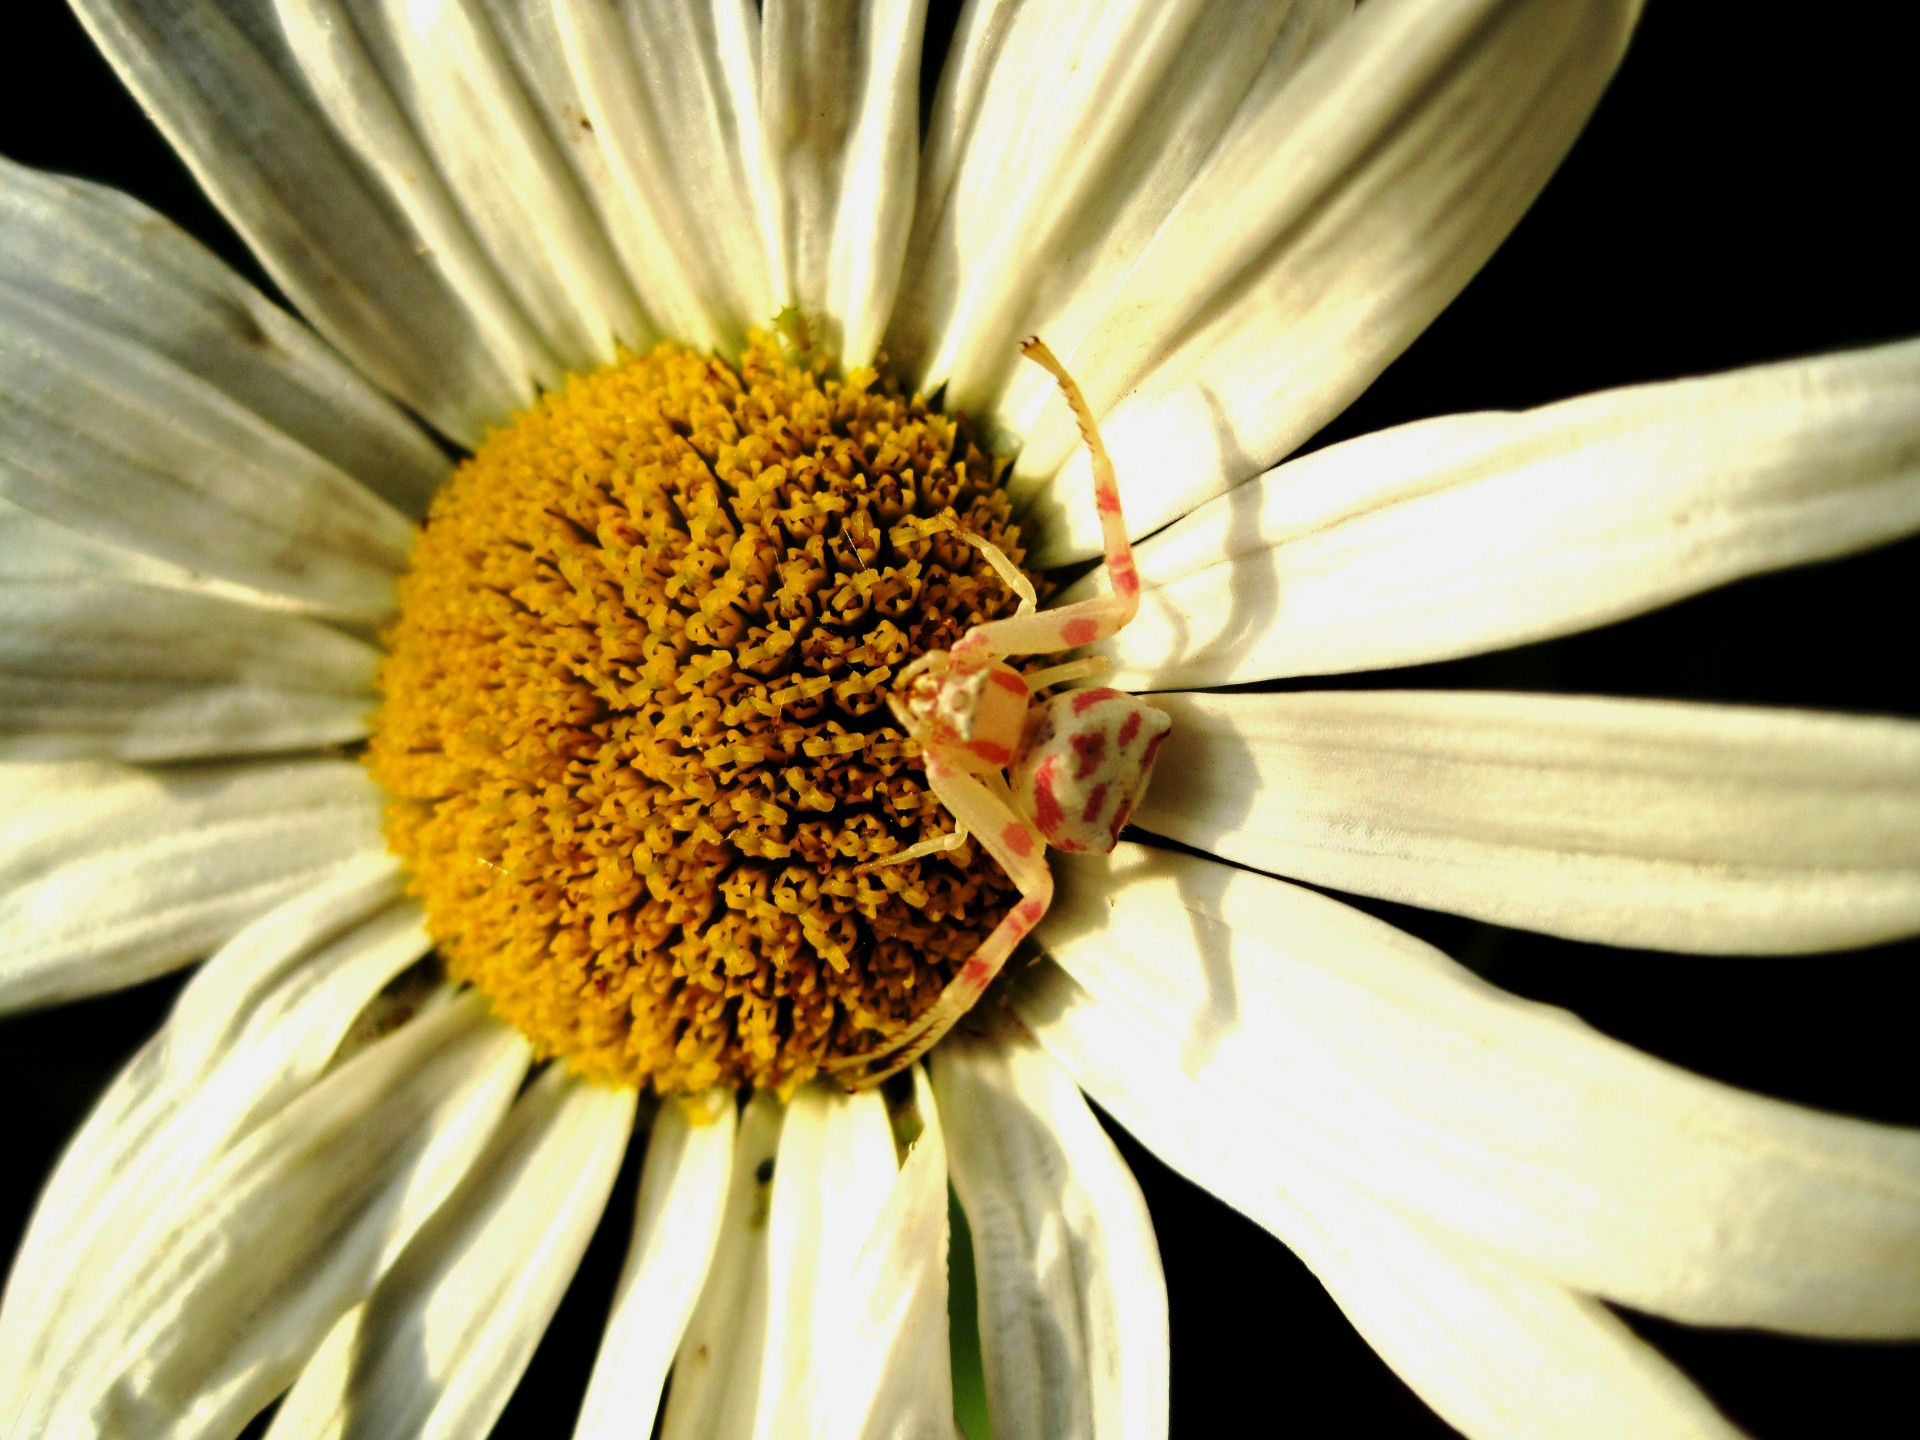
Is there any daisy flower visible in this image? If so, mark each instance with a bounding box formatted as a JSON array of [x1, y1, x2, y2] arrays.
[[3, 2, 1918, 1439]]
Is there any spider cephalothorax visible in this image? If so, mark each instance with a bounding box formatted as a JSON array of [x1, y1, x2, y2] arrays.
[[833, 338, 1172, 1088]]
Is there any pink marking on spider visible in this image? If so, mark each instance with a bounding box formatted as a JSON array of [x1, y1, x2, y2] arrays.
[[967, 738, 1014, 767], [1071, 730, 1107, 779], [1016, 690, 1170, 854], [1081, 781, 1109, 824], [1031, 757, 1065, 834], [825, 336, 1173, 1091], [1140, 728, 1169, 771]]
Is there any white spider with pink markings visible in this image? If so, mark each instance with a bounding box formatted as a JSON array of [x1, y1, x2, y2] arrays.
[[831, 337, 1172, 1089]]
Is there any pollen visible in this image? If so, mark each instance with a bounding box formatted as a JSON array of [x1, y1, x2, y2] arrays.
[[366, 338, 1030, 1092]]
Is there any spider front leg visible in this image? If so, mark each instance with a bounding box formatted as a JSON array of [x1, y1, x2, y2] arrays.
[[954, 336, 1142, 662], [828, 759, 1053, 1089], [852, 821, 968, 874], [1021, 654, 1109, 693], [961, 532, 1037, 616]]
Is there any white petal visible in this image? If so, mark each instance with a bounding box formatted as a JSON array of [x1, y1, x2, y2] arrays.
[[1279, 1170, 1749, 1440], [760, 0, 926, 366], [1027, 843, 1920, 1338], [894, 0, 1346, 410], [933, 1031, 1167, 1440], [0, 856, 423, 1398], [463, 0, 667, 355], [24, 991, 529, 1440], [69, 0, 534, 441], [751, 1082, 900, 1440], [1016, 0, 1642, 565], [358, 0, 648, 371], [554, 0, 775, 352], [0, 495, 208, 588], [0, 157, 447, 517], [573, 1092, 735, 1440], [267, 0, 652, 376], [1016, 966, 1744, 1440], [0, 283, 413, 622], [1138, 689, 1920, 954], [0, 757, 385, 1010], [1085, 339, 1920, 687], [268, 1065, 635, 1440], [661, 1091, 784, 1440], [267, 0, 561, 398], [0, 579, 379, 761], [813, 1064, 952, 1440]]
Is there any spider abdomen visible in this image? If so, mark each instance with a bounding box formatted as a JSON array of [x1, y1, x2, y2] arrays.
[[1012, 687, 1172, 854]]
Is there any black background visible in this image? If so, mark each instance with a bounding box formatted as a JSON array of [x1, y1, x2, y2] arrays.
[[4, 3, 1917, 1436]]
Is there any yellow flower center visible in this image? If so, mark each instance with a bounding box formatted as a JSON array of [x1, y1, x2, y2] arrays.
[[367, 337, 1029, 1092]]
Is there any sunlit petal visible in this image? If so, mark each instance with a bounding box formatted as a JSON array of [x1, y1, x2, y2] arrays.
[[69, 0, 536, 439], [266, 1065, 635, 1440], [1084, 340, 1920, 685], [0, 759, 384, 1010], [1030, 845, 1920, 1337], [1014, 0, 1642, 564], [572, 1092, 735, 1440], [1018, 964, 1745, 1440], [19, 992, 528, 1440], [934, 1031, 1167, 1440], [1138, 689, 1920, 953]]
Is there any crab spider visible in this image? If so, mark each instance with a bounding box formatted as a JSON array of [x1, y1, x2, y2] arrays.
[[830, 338, 1172, 1089]]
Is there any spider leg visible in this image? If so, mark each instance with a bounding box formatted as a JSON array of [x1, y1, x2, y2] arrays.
[[829, 761, 1053, 1089], [1021, 655, 1109, 693], [852, 822, 969, 874], [955, 337, 1141, 660], [961, 532, 1037, 615]]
